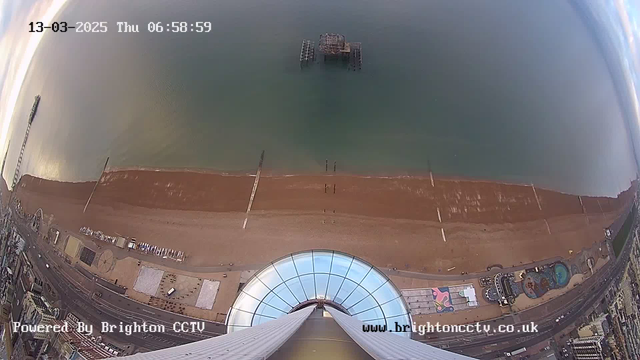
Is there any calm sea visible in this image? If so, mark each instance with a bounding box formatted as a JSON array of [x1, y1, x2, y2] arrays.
[[4, 0, 638, 196]]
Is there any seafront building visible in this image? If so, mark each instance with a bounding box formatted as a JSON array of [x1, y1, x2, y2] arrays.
[[48, 318, 114, 359], [577, 314, 610, 337], [606, 262, 640, 359], [567, 224, 640, 360], [11, 291, 55, 358], [598, 225, 640, 360], [570, 336, 606, 360], [22, 291, 55, 339]]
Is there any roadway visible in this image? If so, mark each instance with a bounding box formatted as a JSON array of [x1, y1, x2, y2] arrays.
[[11, 217, 227, 353]]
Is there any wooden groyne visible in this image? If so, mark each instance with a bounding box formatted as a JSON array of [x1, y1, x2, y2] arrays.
[[244, 150, 265, 229], [83, 157, 110, 213]]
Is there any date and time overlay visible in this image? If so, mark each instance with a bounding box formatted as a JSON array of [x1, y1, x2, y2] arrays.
[[29, 21, 212, 33]]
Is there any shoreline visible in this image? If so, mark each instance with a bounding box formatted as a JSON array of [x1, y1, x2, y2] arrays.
[[18, 165, 638, 198]]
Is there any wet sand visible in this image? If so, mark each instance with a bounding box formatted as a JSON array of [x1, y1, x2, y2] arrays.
[[13, 170, 635, 272]]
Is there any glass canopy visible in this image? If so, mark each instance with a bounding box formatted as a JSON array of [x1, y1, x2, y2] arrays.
[[226, 250, 411, 336]]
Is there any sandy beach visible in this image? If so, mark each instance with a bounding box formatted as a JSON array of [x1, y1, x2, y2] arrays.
[[13, 170, 634, 272]]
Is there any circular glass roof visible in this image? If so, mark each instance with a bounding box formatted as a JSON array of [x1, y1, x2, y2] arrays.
[[226, 250, 411, 336]]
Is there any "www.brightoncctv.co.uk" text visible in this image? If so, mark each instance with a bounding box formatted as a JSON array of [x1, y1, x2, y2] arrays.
[[362, 322, 539, 335]]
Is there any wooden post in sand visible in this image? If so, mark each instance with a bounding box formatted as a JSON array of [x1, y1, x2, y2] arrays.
[[333, 161, 336, 193], [243, 150, 265, 229], [83, 157, 109, 214]]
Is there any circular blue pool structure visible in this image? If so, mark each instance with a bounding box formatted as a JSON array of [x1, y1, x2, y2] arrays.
[[554, 262, 570, 287]]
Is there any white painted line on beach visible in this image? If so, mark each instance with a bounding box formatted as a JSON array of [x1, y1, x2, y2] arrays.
[[596, 199, 604, 214], [242, 218, 248, 229], [578, 196, 585, 214], [441, 228, 447, 242], [531, 184, 542, 211], [544, 219, 551, 235], [430, 171, 434, 187], [437, 207, 442, 223]]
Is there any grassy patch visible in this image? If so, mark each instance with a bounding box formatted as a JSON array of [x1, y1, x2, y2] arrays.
[[613, 204, 636, 256]]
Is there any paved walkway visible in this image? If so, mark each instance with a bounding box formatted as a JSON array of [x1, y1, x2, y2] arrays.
[[382, 256, 566, 281]]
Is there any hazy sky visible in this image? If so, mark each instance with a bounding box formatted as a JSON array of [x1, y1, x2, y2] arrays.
[[612, 0, 640, 135], [0, 0, 67, 160]]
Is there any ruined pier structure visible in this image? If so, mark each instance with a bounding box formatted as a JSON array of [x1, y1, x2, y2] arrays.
[[299, 33, 362, 70]]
